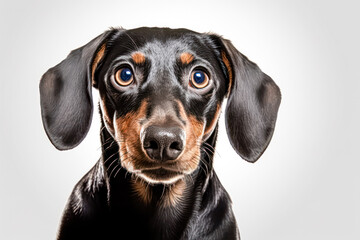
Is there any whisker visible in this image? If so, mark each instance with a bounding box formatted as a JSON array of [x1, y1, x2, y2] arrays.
[[104, 140, 116, 151], [202, 144, 215, 155], [97, 137, 113, 150], [113, 166, 123, 178], [109, 165, 120, 179], [195, 153, 209, 176], [198, 159, 209, 175], [203, 142, 215, 152], [160, 184, 166, 200], [203, 142, 221, 158], [103, 152, 119, 165], [107, 156, 119, 170], [201, 147, 211, 160]]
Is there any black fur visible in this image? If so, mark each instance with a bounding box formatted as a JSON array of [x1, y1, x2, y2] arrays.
[[39, 27, 281, 240]]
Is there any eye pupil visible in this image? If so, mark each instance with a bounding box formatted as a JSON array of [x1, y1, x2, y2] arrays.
[[120, 68, 133, 81], [114, 67, 134, 87], [194, 71, 205, 84], [190, 70, 209, 89]]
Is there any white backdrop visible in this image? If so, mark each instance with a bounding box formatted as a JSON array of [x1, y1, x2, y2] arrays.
[[1, 0, 359, 239]]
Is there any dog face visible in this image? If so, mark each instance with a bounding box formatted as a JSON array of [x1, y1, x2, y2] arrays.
[[40, 27, 281, 184], [95, 28, 227, 184]]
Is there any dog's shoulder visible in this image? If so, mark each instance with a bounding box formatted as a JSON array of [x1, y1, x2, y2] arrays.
[[68, 160, 108, 216], [57, 161, 110, 239]]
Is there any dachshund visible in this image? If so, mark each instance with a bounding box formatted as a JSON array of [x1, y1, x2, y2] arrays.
[[39, 27, 281, 240]]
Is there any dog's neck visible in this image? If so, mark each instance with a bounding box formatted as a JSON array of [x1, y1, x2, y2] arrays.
[[98, 121, 218, 237]]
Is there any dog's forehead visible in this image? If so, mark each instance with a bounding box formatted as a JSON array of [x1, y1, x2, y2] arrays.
[[109, 28, 213, 61], [124, 27, 199, 44], [139, 40, 194, 63]]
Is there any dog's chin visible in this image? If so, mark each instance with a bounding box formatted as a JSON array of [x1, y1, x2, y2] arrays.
[[136, 168, 185, 185]]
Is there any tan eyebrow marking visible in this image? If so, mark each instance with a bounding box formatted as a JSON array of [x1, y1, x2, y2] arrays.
[[180, 52, 194, 65], [132, 52, 146, 64]]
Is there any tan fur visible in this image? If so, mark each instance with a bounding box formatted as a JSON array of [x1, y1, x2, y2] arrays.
[[91, 43, 106, 85], [221, 51, 233, 95], [114, 100, 149, 171], [161, 179, 186, 208], [132, 52, 146, 64], [100, 96, 114, 135], [180, 52, 194, 65], [203, 104, 221, 139], [132, 177, 186, 208], [132, 178, 152, 205], [175, 100, 205, 172]]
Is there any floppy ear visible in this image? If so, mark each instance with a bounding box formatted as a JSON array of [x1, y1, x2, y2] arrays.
[[39, 30, 114, 150], [218, 38, 281, 162]]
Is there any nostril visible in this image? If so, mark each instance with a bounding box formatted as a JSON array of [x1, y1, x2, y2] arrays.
[[143, 139, 160, 160], [169, 141, 182, 151], [145, 140, 158, 150]]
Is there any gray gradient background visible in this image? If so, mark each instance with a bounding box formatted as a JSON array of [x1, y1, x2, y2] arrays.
[[1, 0, 359, 239]]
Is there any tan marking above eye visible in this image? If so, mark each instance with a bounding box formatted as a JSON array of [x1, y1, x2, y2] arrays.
[[132, 52, 146, 64], [114, 68, 134, 86], [180, 52, 194, 65]]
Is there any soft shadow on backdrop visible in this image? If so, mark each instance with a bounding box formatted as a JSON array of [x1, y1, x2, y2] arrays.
[[1, 0, 359, 239]]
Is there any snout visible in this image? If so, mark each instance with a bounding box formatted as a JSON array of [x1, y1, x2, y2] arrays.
[[113, 99, 203, 184], [142, 125, 185, 161]]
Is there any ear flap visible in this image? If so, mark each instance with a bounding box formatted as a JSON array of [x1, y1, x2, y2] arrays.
[[219, 38, 281, 162], [39, 30, 114, 150]]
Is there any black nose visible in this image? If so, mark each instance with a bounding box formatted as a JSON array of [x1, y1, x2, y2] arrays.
[[142, 125, 185, 161]]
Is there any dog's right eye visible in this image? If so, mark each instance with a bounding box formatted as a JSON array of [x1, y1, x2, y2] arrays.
[[114, 68, 134, 86]]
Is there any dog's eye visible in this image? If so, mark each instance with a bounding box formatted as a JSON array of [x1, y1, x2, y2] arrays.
[[114, 68, 134, 86], [190, 70, 209, 89]]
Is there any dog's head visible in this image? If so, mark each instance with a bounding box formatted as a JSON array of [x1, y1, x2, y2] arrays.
[[40, 27, 281, 184]]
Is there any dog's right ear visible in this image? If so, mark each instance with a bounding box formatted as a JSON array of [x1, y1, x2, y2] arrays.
[[39, 30, 117, 150]]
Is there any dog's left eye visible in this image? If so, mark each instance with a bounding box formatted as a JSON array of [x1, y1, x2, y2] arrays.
[[190, 70, 209, 89], [114, 68, 134, 86]]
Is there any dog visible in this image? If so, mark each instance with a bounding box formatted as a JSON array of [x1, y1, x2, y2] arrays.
[[39, 27, 281, 240]]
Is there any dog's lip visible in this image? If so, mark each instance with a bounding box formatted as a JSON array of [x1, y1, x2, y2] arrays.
[[141, 167, 182, 176], [140, 167, 183, 179], [136, 167, 185, 184]]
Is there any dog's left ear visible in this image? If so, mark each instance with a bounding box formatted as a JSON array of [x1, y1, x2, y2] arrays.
[[213, 36, 281, 162], [39, 30, 116, 150]]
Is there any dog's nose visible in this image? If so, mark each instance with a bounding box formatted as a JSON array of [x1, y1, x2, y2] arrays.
[[142, 126, 185, 161]]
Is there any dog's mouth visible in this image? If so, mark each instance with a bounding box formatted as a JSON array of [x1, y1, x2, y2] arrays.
[[137, 167, 185, 185]]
